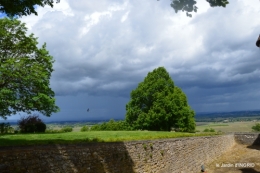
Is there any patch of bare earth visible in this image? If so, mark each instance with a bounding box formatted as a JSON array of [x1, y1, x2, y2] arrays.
[[205, 143, 260, 173]]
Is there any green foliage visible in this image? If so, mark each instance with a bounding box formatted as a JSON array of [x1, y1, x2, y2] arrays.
[[172, 87, 196, 132], [149, 143, 153, 150], [125, 67, 195, 132], [210, 128, 216, 132], [45, 129, 60, 133], [0, 0, 60, 17], [0, 0, 230, 18], [0, 18, 59, 119], [203, 128, 209, 132], [143, 144, 147, 150], [90, 119, 131, 131], [252, 123, 260, 132], [171, 0, 229, 17], [80, 125, 89, 132], [0, 122, 13, 133], [160, 150, 164, 156], [60, 126, 73, 132], [203, 128, 215, 132], [18, 115, 46, 133], [35, 122, 46, 132]]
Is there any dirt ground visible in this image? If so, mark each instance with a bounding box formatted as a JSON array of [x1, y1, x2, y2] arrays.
[[205, 143, 260, 173]]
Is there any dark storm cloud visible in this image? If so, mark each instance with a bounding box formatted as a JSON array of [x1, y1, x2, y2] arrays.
[[16, 0, 260, 120], [27, 0, 175, 98]]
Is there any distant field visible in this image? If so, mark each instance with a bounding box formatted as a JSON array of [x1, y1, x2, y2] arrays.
[[0, 131, 218, 147], [2, 120, 257, 147], [196, 121, 259, 132]]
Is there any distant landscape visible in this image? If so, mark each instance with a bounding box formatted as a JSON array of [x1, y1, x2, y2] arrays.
[[195, 110, 260, 122], [1, 110, 260, 134], [47, 110, 260, 133], [2, 110, 260, 125], [21, 110, 259, 133]]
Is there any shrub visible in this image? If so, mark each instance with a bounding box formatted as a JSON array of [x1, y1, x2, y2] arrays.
[[203, 128, 215, 132], [209, 128, 215, 132], [203, 128, 209, 132], [0, 123, 13, 134], [252, 123, 260, 131], [45, 129, 61, 133], [35, 122, 47, 132], [90, 119, 131, 131], [60, 126, 73, 132], [18, 114, 46, 133], [81, 126, 89, 132], [25, 124, 36, 133]]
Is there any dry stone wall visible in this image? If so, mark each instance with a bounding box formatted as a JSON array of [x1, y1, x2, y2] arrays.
[[0, 135, 235, 173], [234, 133, 260, 145]]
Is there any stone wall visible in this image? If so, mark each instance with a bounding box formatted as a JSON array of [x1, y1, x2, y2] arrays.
[[234, 133, 260, 145], [0, 135, 235, 173]]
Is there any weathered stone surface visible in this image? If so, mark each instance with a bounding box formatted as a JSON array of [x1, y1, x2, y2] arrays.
[[0, 134, 243, 173], [234, 133, 260, 145]]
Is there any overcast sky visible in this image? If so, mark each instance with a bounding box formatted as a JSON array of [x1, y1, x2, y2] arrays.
[[3, 0, 260, 121]]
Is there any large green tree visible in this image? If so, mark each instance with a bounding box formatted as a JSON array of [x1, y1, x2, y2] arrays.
[[125, 67, 195, 132], [0, 18, 59, 119], [0, 0, 60, 17]]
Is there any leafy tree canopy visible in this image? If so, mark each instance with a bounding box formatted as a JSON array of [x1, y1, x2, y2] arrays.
[[171, 0, 229, 17], [0, 18, 59, 119], [125, 67, 195, 132], [0, 0, 60, 17], [0, 0, 229, 18]]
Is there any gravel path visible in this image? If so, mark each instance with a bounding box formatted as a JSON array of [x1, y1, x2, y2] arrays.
[[205, 143, 260, 173]]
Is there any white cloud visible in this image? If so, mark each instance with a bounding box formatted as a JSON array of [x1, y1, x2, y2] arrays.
[[17, 0, 260, 115], [80, 11, 112, 36]]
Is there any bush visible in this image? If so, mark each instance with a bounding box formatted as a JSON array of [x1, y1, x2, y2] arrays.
[[24, 124, 36, 133], [35, 122, 47, 132], [0, 123, 13, 134], [252, 123, 260, 131], [81, 126, 89, 132], [45, 129, 61, 133], [203, 128, 215, 132], [203, 128, 209, 132], [209, 128, 215, 132], [60, 126, 73, 132], [18, 114, 46, 133], [90, 119, 131, 131]]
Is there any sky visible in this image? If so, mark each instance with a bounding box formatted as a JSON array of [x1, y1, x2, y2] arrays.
[[1, 0, 260, 121]]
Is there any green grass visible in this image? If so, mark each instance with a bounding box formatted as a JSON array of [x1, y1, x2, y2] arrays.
[[196, 121, 258, 133], [209, 124, 229, 126], [0, 131, 219, 147]]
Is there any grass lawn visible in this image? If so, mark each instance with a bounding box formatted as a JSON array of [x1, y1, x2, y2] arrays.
[[196, 121, 258, 133], [0, 131, 218, 147]]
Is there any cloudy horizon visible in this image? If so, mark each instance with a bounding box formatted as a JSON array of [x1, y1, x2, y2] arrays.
[[1, 0, 260, 121]]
